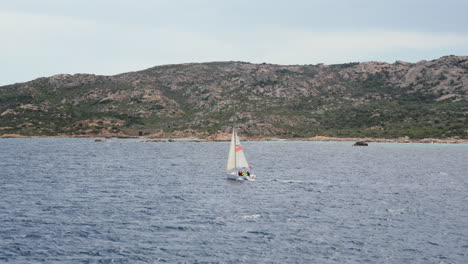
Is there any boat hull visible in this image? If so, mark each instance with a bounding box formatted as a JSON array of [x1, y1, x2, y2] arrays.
[[227, 172, 256, 181]]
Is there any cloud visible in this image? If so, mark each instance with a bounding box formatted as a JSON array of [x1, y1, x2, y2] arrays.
[[1, 10, 468, 84]]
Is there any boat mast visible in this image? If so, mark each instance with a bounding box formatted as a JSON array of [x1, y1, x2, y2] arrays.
[[233, 126, 237, 169]]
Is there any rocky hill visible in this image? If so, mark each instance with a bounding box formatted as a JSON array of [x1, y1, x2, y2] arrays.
[[1, 56, 467, 139]]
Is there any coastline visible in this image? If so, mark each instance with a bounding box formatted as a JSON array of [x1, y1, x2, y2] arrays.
[[0, 133, 467, 144]]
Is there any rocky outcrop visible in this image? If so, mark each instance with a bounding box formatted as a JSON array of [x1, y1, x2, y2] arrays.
[[353, 141, 368, 146], [0, 134, 28, 138], [205, 132, 231, 141], [0, 56, 467, 139]]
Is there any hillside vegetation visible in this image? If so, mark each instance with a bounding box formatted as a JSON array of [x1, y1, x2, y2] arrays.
[[1, 56, 467, 139]]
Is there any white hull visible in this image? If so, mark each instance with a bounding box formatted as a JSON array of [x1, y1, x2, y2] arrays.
[[227, 172, 256, 181]]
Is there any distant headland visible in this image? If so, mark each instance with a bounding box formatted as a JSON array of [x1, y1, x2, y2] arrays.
[[1, 133, 467, 144], [1, 56, 467, 140]]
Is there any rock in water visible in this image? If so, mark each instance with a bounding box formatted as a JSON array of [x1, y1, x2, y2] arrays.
[[353, 141, 368, 146]]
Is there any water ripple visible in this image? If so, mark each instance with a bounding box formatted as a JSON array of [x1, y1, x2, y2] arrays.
[[0, 139, 467, 263]]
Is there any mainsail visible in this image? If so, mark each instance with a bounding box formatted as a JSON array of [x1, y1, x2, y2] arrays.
[[226, 128, 250, 171]]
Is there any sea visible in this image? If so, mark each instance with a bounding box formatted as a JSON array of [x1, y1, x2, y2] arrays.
[[0, 138, 467, 263]]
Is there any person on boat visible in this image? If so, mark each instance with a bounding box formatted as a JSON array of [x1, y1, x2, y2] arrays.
[[246, 171, 250, 176], [238, 171, 242, 176], [242, 172, 247, 177]]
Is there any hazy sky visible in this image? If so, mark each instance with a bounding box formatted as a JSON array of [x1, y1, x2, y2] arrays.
[[1, 0, 468, 85]]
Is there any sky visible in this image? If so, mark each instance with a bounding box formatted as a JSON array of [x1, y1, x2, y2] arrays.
[[1, 0, 468, 85]]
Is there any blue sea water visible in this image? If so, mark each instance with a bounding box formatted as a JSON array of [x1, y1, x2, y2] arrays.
[[0, 138, 467, 263]]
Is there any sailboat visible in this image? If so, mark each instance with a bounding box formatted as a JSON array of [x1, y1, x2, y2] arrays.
[[226, 127, 256, 180]]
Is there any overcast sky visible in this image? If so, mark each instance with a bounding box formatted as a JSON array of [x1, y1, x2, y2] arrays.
[[1, 0, 468, 85]]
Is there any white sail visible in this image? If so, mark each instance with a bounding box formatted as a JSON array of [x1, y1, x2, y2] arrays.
[[226, 129, 237, 171], [234, 130, 250, 169], [226, 128, 250, 172]]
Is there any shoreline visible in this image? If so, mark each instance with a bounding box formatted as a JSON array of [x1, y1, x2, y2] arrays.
[[0, 133, 467, 144]]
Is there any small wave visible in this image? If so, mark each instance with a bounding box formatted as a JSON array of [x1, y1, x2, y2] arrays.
[[279, 180, 320, 186], [402, 248, 422, 253], [172, 195, 186, 201], [247, 231, 270, 236], [207, 220, 226, 226], [349, 240, 365, 246], [281, 180, 305, 183], [65, 230, 89, 238], [163, 225, 197, 231], [347, 247, 362, 252], [246, 231, 276, 240], [24, 234, 42, 239], [239, 214, 261, 219], [386, 208, 406, 215]]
